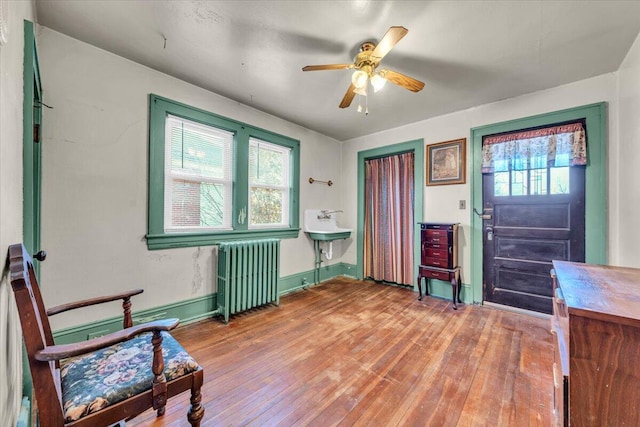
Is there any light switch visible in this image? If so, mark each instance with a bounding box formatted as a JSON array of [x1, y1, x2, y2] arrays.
[[459, 200, 466, 209]]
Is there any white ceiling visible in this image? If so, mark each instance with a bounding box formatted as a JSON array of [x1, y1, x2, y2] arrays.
[[36, 1, 640, 141]]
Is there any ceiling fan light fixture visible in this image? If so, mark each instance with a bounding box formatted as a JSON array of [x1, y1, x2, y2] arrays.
[[370, 73, 387, 92], [354, 85, 367, 96], [351, 69, 368, 89]]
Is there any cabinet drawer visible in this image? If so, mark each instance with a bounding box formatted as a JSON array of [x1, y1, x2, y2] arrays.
[[423, 229, 448, 238], [423, 235, 450, 245], [423, 257, 450, 268], [421, 223, 455, 231], [420, 268, 451, 281], [425, 247, 449, 259]]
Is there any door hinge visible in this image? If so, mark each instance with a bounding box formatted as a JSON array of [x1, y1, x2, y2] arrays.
[[34, 124, 40, 143]]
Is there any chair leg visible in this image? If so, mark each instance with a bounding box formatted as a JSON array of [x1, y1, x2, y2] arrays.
[[151, 331, 168, 417], [187, 370, 205, 426]]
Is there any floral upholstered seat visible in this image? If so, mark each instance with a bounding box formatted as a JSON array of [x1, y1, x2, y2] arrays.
[[60, 331, 200, 422]]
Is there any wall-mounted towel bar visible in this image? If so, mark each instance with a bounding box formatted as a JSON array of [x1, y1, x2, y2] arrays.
[[309, 177, 333, 186]]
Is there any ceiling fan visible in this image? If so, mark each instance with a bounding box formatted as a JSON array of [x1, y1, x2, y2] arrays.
[[302, 26, 425, 109]]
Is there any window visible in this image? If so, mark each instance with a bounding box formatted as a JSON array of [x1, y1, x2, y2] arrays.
[[165, 115, 233, 231], [482, 121, 585, 197], [249, 138, 291, 227], [147, 95, 300, 249]]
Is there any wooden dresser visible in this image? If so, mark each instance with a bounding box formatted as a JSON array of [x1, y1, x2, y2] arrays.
[[417, 222, 461, 309], [551, 261, 640, 426]]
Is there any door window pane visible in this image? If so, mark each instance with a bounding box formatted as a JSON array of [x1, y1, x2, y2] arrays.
[[494, 172, 509, 196], [550, 167, 570, 194], [511, 170, 527, 196], [530, 168, 547, 195]]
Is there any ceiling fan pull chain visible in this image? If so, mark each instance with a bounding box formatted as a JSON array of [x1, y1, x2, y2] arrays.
[[365, 96, 369, 116]]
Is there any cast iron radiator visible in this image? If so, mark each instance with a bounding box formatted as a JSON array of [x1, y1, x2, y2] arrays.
[[217, 239, 280, 323]]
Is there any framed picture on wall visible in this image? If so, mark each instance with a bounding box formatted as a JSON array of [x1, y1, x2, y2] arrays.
[[426, 138, 466, 186]]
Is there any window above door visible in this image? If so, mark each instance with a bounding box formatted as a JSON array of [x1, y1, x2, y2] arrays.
[[482, 121, 586, 197]]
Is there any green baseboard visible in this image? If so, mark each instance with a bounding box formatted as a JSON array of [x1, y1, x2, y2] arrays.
[[279, 262, 357, 294], [422, 279, 472, 304], [54, 293, 217, 344], [53, 263, 358, 344], [16, 397, 30, 427]]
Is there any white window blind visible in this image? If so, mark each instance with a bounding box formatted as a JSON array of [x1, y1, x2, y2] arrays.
[[164, 115, 233, 232], [248, 137, 291, 228]]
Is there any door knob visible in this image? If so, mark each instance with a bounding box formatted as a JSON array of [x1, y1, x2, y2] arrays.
[[33, 250, 47, 261], [485, 227, 494, 241]]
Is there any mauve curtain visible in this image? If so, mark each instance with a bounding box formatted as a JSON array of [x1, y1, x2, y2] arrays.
[[364, 152, 414, 285]]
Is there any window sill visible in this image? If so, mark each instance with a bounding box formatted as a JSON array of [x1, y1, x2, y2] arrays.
[[146, 228, 300, 250]]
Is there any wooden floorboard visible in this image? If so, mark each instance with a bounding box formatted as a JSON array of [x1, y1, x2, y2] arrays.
[[128, 277, 554, 426]]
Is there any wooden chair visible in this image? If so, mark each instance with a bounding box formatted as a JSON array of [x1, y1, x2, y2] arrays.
[[7, 243, 204, 426]]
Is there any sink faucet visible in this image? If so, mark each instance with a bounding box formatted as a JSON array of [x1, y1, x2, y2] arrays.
[[318, 209, 343, 220]]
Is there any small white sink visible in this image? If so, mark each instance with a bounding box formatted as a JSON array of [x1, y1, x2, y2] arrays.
[[303, 209, 351, 241]]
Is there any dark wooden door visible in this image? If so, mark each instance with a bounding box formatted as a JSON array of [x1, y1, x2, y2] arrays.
[[483, 165, 585, 314]]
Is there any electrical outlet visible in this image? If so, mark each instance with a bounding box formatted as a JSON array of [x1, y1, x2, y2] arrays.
[[459, 200, 466, 209]]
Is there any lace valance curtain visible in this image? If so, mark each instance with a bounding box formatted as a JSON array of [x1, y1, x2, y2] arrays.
[[481, 122, 587, 173]]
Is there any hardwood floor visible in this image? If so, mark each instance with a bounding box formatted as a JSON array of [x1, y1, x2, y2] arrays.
[[129, 277, 554, 426]]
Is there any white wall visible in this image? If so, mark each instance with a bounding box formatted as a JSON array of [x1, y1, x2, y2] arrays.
[[341, 73, 621, 283], [36, 24, 640, 330], [0, 2, 36, 425], [615, 31, 640, 268], [37, 28, 345, 330], [0, 2, 36, 266]]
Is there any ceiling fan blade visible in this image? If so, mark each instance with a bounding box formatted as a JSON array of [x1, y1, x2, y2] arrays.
[[302, 64, 353, 71], [339, 84, 356, 108], [370, 26, 408, 63], [379, 69, 425, 92]]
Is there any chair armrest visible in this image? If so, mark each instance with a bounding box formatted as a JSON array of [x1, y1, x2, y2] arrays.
[[35, 318, 179, 361], [46, 288, 144, 316]]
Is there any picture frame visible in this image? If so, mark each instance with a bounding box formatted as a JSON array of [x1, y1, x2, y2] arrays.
[[426, 138, 466, 186]]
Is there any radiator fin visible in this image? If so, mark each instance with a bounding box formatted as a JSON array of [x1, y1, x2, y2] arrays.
[[217, 239, 280, 323]]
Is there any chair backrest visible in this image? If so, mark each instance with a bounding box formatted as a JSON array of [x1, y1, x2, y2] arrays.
[[7, 244, 65, 425]]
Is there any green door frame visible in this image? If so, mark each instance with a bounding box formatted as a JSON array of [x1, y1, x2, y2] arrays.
[[23, 19, 42, 262], [356, 139, 424, 288], [469, 102, 608, 304], [22, 18, 42, 407]]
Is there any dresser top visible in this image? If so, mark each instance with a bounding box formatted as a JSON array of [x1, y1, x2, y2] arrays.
[[553, 260, 640, 325]]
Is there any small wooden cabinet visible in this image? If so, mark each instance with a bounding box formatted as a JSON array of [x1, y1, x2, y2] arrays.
[[417, 223, 461, 309], [551, 261, 640, 426]]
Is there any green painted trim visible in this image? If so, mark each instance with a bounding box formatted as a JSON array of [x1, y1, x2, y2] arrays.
[[53, 293, 218, 345], [422, 279, 472, 304], [356, 140, 424, 287], [53, 264, 359, 344], [279, 262, 357, 294], [470, 102, 608, 304], [16, 397, 30, 427], [22, 20, 42, 259], [146, 228, 301, 250], [147, 94, 301, 250], [22, 18, 41, 404]]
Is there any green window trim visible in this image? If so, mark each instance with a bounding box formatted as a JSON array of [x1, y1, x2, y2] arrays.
[[147, 95, 300, 250]]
